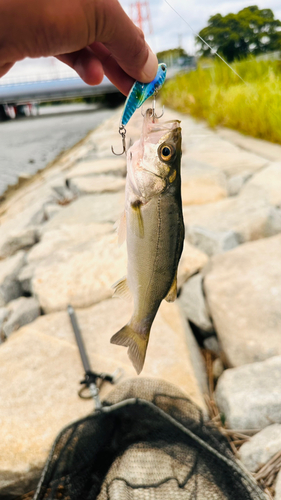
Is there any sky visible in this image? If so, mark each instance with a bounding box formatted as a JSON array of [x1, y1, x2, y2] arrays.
[[1, 0, 281, 83], [121, 0, 281, 54]]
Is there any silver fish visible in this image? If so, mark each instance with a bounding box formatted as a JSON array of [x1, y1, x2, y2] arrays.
[[111, 109, 184, 374]]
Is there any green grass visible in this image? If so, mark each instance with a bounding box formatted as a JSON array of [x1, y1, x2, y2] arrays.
[[161, 58, 281, 144]]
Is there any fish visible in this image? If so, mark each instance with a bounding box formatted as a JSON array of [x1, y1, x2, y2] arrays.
[[111, 108, 184, 374], [120, 63, 167, 127]]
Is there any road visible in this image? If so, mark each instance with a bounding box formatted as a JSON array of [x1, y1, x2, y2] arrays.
[[0, 103, 115, 196]]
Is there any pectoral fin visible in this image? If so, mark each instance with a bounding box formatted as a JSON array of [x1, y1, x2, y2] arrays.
[[165, 274, 178, 302], [111, 324, 149, 374], [112, 277, 131, 301], [131, 201, 144, 238]]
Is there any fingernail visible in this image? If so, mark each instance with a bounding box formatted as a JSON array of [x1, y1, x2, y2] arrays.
[[142, 47, 158, 82]]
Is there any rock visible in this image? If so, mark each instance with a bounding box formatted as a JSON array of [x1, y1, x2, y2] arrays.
[[179, 273, 213, 335], [51, 184, 75, 202], [227, 173, 251, 196], [19, 298, 207, 405], [212, 358, 224, 380], [181, 159, 227, 205], [0, 307, 10, 342], [68, 174, 125, 195], [204, 234, 281, 367], [28, 223, 113, 264], [203, 336, 221, 355], [0, 226, 38, 258], [0, 331, 95, 497], [215, 356, 281, 429], [32, 233, 127, 313], [241, 162, 281, 207], [186, 226, 240, 256], [44, 203, 62, 221], [177, 242, 209, 287], [239, 424, 281, 473], [183, 190, 281, 247], [3, 297, 41, 337], [40, 192, 125, 233], [66, 157, 126, 177], [0, 299, 206, 496], [184, 134, 267, 177], [0, 199, 49, 258], [18, 265, 34, 293], [0, 251, 25, 306]]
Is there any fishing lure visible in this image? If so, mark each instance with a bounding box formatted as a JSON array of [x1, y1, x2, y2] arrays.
[[112, 62, 167, 155]]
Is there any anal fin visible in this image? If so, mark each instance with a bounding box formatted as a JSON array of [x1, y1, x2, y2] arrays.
[[112, 277, 132, 301], [165, 274, 178, 302]]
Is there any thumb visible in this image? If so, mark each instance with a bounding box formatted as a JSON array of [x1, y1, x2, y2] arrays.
[[92, 0, 158, 83]]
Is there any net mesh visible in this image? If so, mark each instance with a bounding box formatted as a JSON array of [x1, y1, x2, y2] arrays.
[[33, 378, 267, 500]]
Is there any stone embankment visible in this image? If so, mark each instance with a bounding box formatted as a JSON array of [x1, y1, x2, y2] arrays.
[[0, 107, 281, 498]]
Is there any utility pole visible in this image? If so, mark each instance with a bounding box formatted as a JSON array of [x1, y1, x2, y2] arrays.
[[130, 1, 153, 35]]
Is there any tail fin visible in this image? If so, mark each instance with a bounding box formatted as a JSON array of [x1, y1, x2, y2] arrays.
[[110, 324, 149, 374]]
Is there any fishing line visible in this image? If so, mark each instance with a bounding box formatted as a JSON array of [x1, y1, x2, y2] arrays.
[[164, 0, 248, 85]]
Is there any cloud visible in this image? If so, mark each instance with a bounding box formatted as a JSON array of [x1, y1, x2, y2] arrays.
[[121, 0, 281, 54]]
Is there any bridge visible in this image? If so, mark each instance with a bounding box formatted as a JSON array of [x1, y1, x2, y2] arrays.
[[0, 57, 182, 105]]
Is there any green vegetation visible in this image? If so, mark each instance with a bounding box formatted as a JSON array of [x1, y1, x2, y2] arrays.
[[198, 6, 281, 62], [161, 57, 281, 143]]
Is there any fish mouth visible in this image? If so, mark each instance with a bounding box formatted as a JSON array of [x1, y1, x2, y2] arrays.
[[141, 108, 181, 146]]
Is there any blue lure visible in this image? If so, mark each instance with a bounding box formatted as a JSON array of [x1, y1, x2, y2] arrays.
[[121, 62, 167, 127]]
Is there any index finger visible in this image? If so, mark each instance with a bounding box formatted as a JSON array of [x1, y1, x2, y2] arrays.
[[92, 0, 158, 83]]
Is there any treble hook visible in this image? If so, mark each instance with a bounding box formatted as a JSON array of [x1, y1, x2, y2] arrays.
[[151, 94, 165, 122], [111, 125, 127, 156]]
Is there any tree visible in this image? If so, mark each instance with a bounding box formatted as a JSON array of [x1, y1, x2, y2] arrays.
[[197, 6, 281, 62]]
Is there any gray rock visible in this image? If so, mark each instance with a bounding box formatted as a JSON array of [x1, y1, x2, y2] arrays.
[[204, 234, 281, 367], [44, 203, 62, 221], [227, 173, 251, 196], [18, 265, 35, 293], [0, 307, 10, 343], [41, 192, 125, 233], [0, 300, 206, 496], [51, 184, 75, 203], [3, 297, 40, 337], [68, 174, 125, 195], [215, 356, 281, 429], [0, 226, 38, 259], [203, 336, 221, 355], [186, 226, 240, 256], [0, 251, 25, 306], [66, 157, 126, 177], [212, 358, 224, 380], [183, 190, 281, 246], [179, 273, 213, 335], [28, 223, 114, 264], [0, 201, 48, 258], [177, 242, 209, 288], [32, 233, 127, 313], [180, 159, 228, 205], [239, 424, 281, 472], [241, 162, 281, 207], [183, 134, 267, 177]]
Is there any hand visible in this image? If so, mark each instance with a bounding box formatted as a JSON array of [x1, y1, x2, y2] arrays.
[[0, 0, 158, 95]]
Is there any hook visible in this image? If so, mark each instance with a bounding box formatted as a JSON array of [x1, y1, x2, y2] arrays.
[[151, 94, 165, 122], [111, 125, 127, 156]]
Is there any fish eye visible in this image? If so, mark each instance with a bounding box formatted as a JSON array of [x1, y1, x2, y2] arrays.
[[159, 144, 174, 161], [161, 64, 166, 71]]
